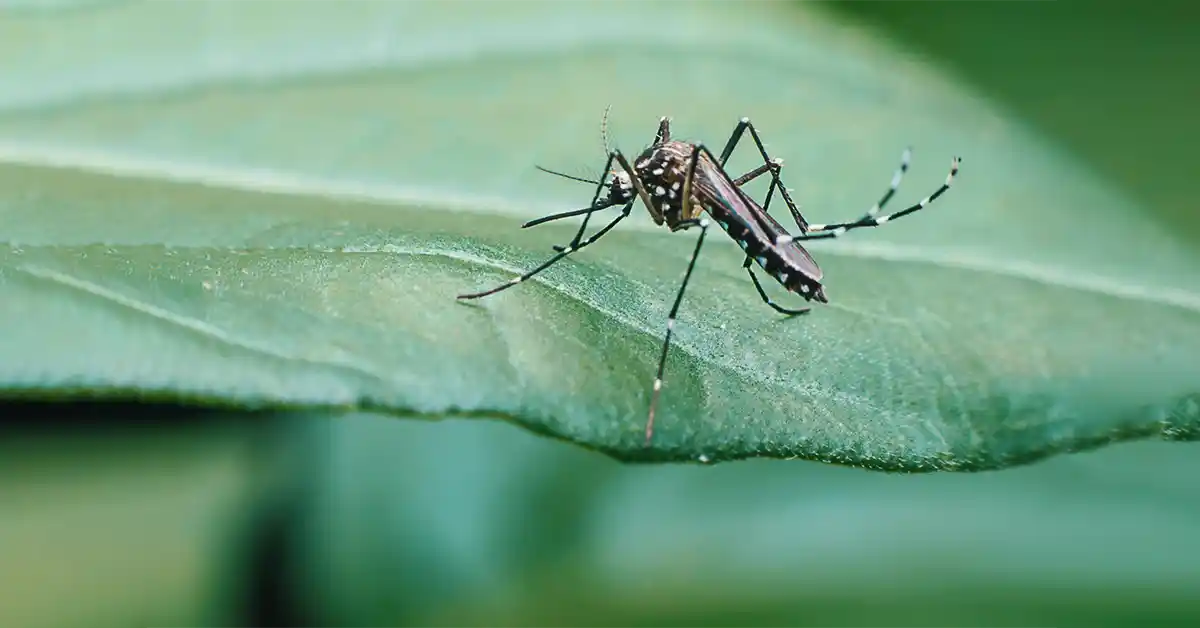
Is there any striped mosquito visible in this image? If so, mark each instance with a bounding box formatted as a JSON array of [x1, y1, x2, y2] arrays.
[[458, 115, 961, 445]]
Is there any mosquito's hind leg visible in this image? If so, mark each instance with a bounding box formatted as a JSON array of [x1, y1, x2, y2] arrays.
[[743, 258, 810, 317], [792, 156, 961, 242]]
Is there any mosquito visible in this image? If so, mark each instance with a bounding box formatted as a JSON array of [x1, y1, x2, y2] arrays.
[[458, 115, 961, 445]]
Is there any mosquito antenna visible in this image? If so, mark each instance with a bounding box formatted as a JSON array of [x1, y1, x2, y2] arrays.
[[600, 105, 613, 156], [534, 165, 600, 185]]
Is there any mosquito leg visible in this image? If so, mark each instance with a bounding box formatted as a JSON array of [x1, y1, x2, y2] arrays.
[[553, 201, 632, 251], [730, 161, 779, 187], [852, 147, 911, 224], [788, 156, 961, 242], [545, 202, 626, 253], [742, 258, 811, 316], [457, 205, 631, 300], [645, 217, 709, 445], [528, 150, 620, 252], [646, 142, 713, 445], [718, 117, 808, 232], [562, 152, 619, 249], [525, 201, 617, 230], [524, 154, 621, 252]]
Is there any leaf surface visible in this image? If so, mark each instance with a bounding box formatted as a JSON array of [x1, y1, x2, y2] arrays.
[[1, 1, 1197, 469]]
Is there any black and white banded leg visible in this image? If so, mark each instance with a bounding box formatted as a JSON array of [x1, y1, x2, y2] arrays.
[[782, 156, 961, 243], [854, 146, 912, 223]]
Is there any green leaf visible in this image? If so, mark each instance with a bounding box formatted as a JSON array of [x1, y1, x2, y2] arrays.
[[1, 1, 1197, 470]]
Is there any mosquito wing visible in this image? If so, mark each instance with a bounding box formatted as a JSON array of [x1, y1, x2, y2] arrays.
[[749, 198, 823, 281], [695, 156, 824, 281]]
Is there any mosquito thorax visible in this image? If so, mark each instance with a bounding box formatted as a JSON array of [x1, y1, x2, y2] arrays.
[[631, 141, 702, 229]]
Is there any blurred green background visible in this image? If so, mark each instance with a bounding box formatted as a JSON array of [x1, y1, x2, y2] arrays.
[[832, 1, 1199, 240], [2, 2, 1198, 627]]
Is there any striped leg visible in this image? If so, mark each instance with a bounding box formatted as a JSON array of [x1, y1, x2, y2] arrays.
[[784, 156, 961, 243], [856, 147, 912, 223]]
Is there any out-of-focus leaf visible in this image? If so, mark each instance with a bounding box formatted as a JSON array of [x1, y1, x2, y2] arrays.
[[298, 414, 1200, 627]]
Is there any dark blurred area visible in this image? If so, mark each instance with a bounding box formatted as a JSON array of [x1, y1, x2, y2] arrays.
[[0, 404, 303, 627], [827, 0, 1200, 240], [3, 3, 1198, 628]]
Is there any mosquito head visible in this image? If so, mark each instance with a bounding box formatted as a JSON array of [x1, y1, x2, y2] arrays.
[[604, 168, 636, 204]]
